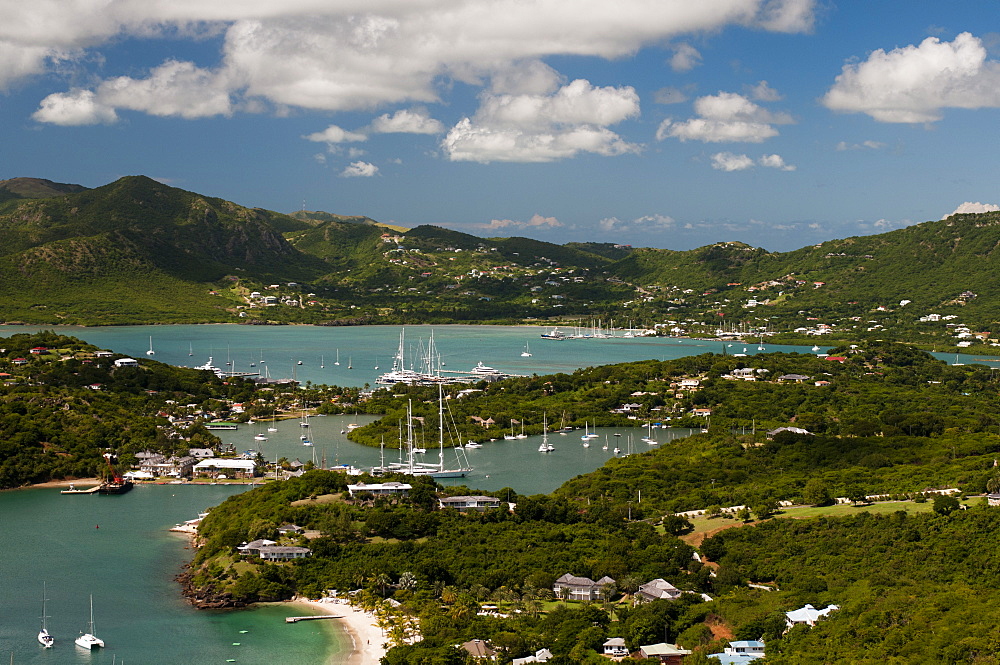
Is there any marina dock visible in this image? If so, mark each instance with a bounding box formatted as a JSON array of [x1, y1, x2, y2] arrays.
[[285, 615, 340, 623], [61, 484, 101, 494]]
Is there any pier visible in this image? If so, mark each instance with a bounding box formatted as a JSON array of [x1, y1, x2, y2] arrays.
[[285, 615, 340, 623], [61, 484, 101, 494]]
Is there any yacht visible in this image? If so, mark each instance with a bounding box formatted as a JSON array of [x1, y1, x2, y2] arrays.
[[75, 595, 104, 650], [521, 342, 532, 357], [38, 582, 54, 648]]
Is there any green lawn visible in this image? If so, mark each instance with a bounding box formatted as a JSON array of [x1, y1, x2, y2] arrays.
[[684, 497, 983, 541]]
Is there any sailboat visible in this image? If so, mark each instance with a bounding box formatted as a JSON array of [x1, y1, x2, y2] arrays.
[[581, 421, 599, 440], [335, 349, 340, 366], [538, 414, 554, 452], [320, 355, 325, 369], [146, 336, 155, 356], [75, 595, 104, 649], [188, 342, 193, 357], [521, 342, 532, 357], [642, 422, 657, 445], [347, 356, 352, 369], [38, 582, 54, 648], [267, 408, 278, 433], [516, 419, 527, 439], [504, 420, 518, 440]]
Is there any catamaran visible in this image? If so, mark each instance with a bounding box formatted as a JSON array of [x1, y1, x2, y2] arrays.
[[75, 595, 104, 650], [521, 342, 532, 357], [146, 336, 155, 356], [538, 414, 554, 452], [38, 582, 54, 648]]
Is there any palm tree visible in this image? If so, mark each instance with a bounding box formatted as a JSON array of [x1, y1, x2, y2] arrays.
[[987, 472, 1000, 494]]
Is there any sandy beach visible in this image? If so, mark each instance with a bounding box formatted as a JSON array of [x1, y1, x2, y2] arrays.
[[290, 597, 387, 665]]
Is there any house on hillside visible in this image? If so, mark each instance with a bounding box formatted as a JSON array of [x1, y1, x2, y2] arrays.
[[603, 637, 629, 657], [439, 495, 502, 512], [785, 604, 838, 629], [512, 648, 552, 664], [778, 374, 810, 382], [638, 643, 691, 663], [638, 578, 682, 602], [461, 639, 497, 660], [553, 573, 616, 601], [706, 640, 766, 663]]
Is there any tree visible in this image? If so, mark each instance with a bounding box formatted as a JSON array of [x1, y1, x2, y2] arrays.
[[933, 494, 960, 515], [802, 478, 832, 506]]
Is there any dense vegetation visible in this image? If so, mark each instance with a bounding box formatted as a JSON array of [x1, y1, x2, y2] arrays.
[[4, 176, 1000, 347], [0, 331, 261, 488], [182, 340, 1000, 663]]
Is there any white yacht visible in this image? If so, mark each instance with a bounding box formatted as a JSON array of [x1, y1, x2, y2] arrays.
[[75, 595, 104, 650], [38, 582, 54, 648]]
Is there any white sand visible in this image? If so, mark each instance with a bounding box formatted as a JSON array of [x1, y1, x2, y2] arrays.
[[291, 597, 387, 664]]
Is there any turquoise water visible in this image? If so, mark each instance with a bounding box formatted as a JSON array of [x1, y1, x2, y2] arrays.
[[2, 323, 994, 662], [0, 485, 345, 665], [1, 324, 991, 390]]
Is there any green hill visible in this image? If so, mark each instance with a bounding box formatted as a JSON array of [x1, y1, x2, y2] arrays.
[[4, 174, 1000, 333]]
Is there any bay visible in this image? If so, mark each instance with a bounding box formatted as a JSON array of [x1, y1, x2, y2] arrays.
[[3, 323, 995, 663], [1, 325, 992, 390], [0, 484, 344, 665]]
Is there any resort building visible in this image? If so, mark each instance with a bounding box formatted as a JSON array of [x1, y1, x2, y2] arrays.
[[603, 637, 629, 657], [346, 482, 412, 498], [438, 495, 502, 511], [258, 545, 312, 561], [192, 458, 256, 479], [552, 573, 616, 601]]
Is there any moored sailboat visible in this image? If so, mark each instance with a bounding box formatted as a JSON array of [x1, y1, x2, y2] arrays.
[[75, 595, 104, 650], [38, 582, 54, 648]]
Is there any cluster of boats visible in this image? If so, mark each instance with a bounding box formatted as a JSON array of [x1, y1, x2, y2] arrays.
[[375, 330, 517, 387], [37, 584, 104, 650]]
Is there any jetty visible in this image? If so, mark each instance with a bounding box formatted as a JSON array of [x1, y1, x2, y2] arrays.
[[285, 615, 340, 623], [61, 484, 101, 494]]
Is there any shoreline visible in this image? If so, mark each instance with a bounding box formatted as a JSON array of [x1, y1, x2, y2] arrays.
[[286, 597, 387, 665]]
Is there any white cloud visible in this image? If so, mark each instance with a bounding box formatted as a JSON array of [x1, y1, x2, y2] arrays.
[[945, 201, 1000, 218], [31, 89, 117, 125], [96, 60, 233, 118], [748, 80, 781, 101], [835, 140, 885, 151], [758, 153, 795, 170], [11, 0, 817, 122], [669, 43, 701, 72], [303, 124, 368, 144], [442, 78, 640, 163], [340, 161, 379, 177], [481, 213, 562, 230], [822, 32, 1000, 123], [370, 108, 444, 134], [657, 91, 792, 143], [710, 152, 755, 171], [599, 213, 675, 232]]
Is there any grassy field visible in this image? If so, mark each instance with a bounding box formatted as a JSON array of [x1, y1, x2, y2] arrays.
[[681, 497, 983, 548]]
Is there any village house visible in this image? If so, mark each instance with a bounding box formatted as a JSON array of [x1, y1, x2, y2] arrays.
[[512, 648, 552, 664], [785, 604, 839, 629], [603, 637, 629, 658], [114, 357, 140, 368], [638, 643, 691, 663], [552, 573, 616, 601], [637, 578, 682, 602], [460, 639, 497, 660], [706, 640, 766, 664]]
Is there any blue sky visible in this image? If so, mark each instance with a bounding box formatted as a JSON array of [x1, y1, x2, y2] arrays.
[[2, 1, 999, 251]]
